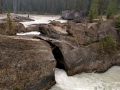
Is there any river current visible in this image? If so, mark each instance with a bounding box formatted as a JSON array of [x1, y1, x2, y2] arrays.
[[18, 15, 120, 90], [50, 66, 120, 90]]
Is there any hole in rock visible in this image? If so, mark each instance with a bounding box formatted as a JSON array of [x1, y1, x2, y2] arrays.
[[48, 42, 66, 70]]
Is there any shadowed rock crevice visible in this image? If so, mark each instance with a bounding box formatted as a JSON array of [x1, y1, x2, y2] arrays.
[[47, 42, 67, 70]]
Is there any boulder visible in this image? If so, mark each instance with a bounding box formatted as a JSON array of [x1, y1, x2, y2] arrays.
[[38, 20, 118, 46], [26, 21, 67, 33], [38, 22, 90, 46], [74, 11, 80, 19], [25, 25, 40, 32], [35, 20, 120, 75], [61, 10, 87, 23], [0, 22, 26, 35], [49, 20, 65, 28], [62, 10, 74, 20], [35, 35, 120, 76], [0, 35, 56, 90], [97, 20, 117, 39], [38, 24, 68, 39]]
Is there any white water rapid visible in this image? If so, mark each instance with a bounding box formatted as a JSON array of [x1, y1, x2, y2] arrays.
[[50, 66, 120, 90], [20, 14, 67, 27], [17, 14, 67, 35]]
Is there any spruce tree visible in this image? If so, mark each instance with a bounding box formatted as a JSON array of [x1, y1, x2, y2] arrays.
[[116, 16, 120, 34], [7, 10, 13, 32], [106, 0, 117, 19], [88, 0, 98, 22], [88, 6, 94, 23], [98, 0, 105, 15]]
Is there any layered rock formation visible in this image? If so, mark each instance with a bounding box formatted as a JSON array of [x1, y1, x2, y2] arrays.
[[0, 35, 56, 90], [35, 20, 120, 75]]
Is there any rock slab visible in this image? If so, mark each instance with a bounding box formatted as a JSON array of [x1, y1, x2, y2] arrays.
[[0, 35, 56, 90]]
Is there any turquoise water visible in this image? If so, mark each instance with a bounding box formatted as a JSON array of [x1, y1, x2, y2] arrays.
[[50, 66, 120, 90]]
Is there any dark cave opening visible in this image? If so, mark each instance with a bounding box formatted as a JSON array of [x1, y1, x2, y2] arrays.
[[53, 47, 66, 70], [48, 42, 66, 70]]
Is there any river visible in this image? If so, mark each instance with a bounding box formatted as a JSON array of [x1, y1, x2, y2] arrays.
[[20, 14, 67, 27], [18, 15, 120, 90], [49, 66, 120, 90]]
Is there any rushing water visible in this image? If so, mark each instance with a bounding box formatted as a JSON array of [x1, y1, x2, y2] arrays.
[[20, 14, 67, 27], [14, 15, 120, 90], [50, 66, 120, 90], [17, 14, 67, 35]]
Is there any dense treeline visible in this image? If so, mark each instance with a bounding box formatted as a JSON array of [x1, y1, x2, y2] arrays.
[[0, 0, 120, 15], [3, 0, 91, 14]]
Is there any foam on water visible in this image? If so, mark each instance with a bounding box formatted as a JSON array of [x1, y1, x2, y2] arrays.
[[17, 31, 40, 35], [20, 15, 67, 27], [50, 66, 120, 90], [17, 15, 67, 35]]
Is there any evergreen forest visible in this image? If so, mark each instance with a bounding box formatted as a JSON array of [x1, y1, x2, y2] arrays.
[[0, 0, 120, 15]]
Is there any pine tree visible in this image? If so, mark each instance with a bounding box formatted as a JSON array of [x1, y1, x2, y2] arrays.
[[116, 16, 120, 34], [106, 0, 117, 19], [7, 10, 14, 35], [88, 0, 98, 22], [88, 6, 94, 23], [98, 0, 105, 15]]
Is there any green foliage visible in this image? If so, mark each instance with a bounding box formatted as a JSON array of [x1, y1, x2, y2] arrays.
[[99, 33, 117, 55], [7, 10, 13, 31], [97, 16, 103, 27], [98, 0, 105, 15], [88, 7, 94, 23], [84, 39, 93, 46], [88, 0, 99, 23], [1, 0, 120, 15], [7, 10, 15, 35], [106, 0, 117, 19], [115, 16, 120, 34], [13, 86, 21, 90]]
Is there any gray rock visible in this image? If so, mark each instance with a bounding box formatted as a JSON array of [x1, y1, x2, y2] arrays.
[[62, 10, 74, 20], [35, 20, 120, 76], [38, 24, 68, 39], [35, 35, 120, 76], [61, 10, 87, 23], [0, 35, 56, 90]]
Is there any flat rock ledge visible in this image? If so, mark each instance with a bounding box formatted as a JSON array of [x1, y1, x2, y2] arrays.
[[0, 35, 56, 90]]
